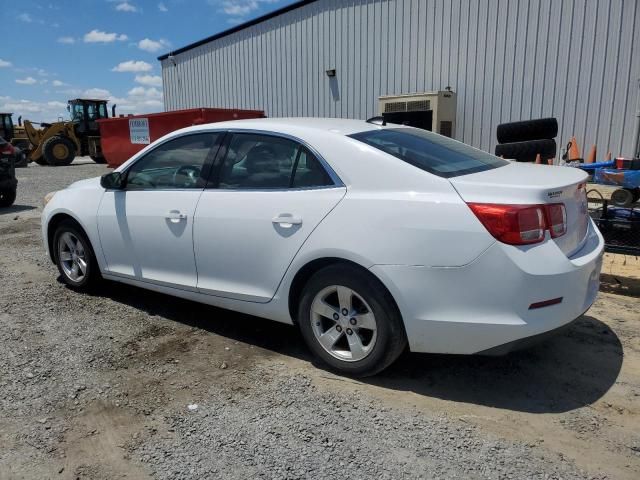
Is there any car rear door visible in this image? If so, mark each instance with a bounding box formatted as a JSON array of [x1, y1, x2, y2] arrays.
[[97, 132, 222, 289], [193, 131, 346, 302]]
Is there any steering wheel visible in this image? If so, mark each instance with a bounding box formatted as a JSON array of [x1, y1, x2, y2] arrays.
[[173, 165, 201, 188]]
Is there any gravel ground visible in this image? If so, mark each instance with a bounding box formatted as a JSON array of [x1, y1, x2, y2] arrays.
[[1, 159, 639, 479]]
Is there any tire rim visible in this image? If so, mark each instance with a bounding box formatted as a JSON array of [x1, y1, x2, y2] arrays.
[[310, 285, 377, 362], [53, 144, 69, 159], [58, 232, 87, 282]]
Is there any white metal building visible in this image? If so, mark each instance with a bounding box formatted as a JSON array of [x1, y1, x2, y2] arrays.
[[160, 0, 640, 157]]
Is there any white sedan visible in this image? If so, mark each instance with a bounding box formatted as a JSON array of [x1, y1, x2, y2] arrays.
[[42, 118, 604, 376]]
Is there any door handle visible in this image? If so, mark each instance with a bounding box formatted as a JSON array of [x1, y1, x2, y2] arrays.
[[272, 214, 302, 227], [166, 210, 187, 222]]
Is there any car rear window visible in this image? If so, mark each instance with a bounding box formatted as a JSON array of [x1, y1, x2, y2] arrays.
[[349, 128, 508, 178]]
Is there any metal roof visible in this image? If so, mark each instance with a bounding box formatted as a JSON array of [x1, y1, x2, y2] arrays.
[[157, 0, 318, 60]]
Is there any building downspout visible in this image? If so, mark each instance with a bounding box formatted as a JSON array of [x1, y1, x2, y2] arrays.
[[632, 78, 640, 158]]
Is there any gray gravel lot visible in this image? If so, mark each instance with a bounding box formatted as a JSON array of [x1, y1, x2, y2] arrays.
[[1, 159, 639, 479]]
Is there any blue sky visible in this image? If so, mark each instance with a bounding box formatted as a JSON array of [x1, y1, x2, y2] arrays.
[[0, 0, 293, 122]]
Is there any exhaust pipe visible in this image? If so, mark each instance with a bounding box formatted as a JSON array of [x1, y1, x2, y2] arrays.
[[112, 104, 117, 118]]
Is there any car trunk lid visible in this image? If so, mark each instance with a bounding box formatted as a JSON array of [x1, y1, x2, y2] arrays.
[[449, 162, 589, 256]]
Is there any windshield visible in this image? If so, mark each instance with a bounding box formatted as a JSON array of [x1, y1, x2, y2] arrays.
[[349, 128, 508, 178]]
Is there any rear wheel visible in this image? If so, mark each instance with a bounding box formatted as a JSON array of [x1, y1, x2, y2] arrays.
[[0, 188, 17, 207], [43, 136, 76, 166], [53, 220, 100, 290], [14, 150, 28, 168], [298, 264, 407, 377]]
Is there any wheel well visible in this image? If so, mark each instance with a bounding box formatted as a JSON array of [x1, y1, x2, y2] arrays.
[[287, 257, 401, 324], [46, 213, 83, 263]]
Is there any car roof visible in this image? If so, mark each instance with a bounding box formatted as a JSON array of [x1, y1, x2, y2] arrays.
[[183, 117, 384, 137]]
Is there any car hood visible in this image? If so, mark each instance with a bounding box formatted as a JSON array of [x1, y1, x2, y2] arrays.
[[66, 176, 102, 190]]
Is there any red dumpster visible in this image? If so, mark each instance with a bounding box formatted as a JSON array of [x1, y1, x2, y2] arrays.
[[97, 107, 265, 168]]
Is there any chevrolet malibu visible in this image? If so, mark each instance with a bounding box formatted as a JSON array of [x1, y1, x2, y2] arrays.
[[42, 118, 604, 376]]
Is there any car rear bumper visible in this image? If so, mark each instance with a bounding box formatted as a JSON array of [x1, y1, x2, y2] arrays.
[[370, 218, 604, 354]]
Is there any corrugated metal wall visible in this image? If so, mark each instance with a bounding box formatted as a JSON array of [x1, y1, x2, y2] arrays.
[[162, 0, 640, 157]]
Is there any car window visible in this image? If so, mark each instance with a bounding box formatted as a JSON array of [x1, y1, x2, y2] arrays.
[[291, 147, 333, 188], [126, 133, 219, 190], [349, 128, 508, 178], [217, 133, 333, 189]]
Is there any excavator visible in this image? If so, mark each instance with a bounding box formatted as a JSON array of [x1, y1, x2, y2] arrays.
[[16, 99, 116, 166]]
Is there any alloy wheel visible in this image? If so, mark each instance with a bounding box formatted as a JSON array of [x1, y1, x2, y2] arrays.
[[310, 285, 378, 362], [58, 232, 88, 282]]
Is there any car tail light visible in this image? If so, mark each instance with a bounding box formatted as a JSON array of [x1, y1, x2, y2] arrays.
[[468, 202, 568, 245], [0, 142, 14, 155], [545, 203, 567, 238], [467, 203, 546, 245]]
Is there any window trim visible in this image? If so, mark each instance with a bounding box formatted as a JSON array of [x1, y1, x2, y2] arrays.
[[120, 132, 225, 192], [206, 129, 344, 191]]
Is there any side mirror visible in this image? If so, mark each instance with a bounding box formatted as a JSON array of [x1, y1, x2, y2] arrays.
[[100, 171, 125, 190]]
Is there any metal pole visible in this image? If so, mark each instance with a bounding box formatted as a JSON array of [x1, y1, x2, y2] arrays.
[[632, 78, 640, 158]]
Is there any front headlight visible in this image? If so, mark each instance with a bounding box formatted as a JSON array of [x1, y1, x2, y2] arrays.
[[43, 191, 58, 207]]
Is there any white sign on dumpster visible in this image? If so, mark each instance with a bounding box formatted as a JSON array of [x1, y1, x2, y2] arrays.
[[129, 118, 150, 144]]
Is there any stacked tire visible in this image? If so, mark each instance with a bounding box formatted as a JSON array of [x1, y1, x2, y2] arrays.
[[494, 118, 558, 163]]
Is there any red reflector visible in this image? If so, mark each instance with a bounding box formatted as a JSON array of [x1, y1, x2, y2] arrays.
[[467, 203, 546, 245], [529, 297, 563, 309]]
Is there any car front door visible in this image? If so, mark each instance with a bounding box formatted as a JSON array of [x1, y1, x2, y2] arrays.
[[193, 131, 346, 302], [97, 132, 222, 289]]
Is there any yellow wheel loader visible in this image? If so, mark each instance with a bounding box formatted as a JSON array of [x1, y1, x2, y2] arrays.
[[22, 99, 114, 166]]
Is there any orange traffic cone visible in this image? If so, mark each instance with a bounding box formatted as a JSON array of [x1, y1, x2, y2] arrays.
[[547, 158, 553, 165], [568, 136, 581, 160], [585, 145, 596, 164], [535, 154, 542, 164]]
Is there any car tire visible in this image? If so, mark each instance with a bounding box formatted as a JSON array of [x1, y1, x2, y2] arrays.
[[494, 138, 557, 162], [53, 220, 100, 290], [14, 150, 28, 168], [611, 188, 635, 208], [297, 264, 407, 377], [43, 136, 76, 166], [90, 155, 107, 164], [496, 118, 558, 144], [0, 188, 17, 207]]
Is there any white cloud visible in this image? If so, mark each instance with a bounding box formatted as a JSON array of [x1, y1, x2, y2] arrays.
[[115, 2, 137, 12], [135, 74, 163, 87], [47, 101, 67, 109], [52, 80, 67, 87], [0, 59, 12, 68], [158, 2, 168, 12], [18, 13, 32, 22], [112, 60, 153, 72], [0, 96, 69, 122], [83, 88, 112, 99], [128, 86, 163, 99], [57, 36, 75, 44], [137, 38, 170, 53], [84, 29, 128, 43], [217, 0, 280, 17], [16, 77, 37, 85]]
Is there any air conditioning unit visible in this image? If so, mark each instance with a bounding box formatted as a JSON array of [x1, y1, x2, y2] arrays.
[[378, 90, 457, 137]]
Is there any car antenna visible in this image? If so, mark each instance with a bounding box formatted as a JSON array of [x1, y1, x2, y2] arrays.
[[366, 116, 386, 126]]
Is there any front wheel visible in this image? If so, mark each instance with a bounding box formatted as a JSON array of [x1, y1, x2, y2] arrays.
[[0, 188, 17, 207], [298, 264, 407, 377], [53, 220, 100, 290]]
